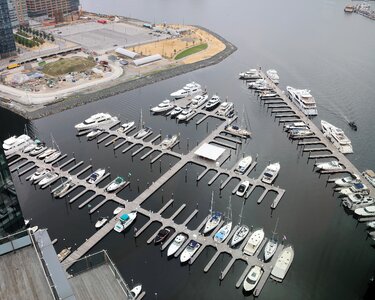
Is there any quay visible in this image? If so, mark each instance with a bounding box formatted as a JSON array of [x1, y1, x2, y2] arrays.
[[256, 70, 375, 199], [6, 94, 289, 296]]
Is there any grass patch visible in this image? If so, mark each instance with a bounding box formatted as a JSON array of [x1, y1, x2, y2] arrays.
[[175, 43, 208, 60], [42, 57, 96, 76]]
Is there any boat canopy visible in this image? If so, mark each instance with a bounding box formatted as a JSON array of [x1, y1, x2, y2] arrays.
[[120, 214, 129, 222]]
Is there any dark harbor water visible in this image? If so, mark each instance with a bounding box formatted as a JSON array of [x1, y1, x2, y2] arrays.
[[2, 0, 375, 299]]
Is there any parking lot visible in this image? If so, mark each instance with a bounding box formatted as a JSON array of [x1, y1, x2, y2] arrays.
[[48, 22, 170, 53]]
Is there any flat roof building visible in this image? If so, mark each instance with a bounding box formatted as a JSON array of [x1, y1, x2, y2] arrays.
[[26, 0, 79, 19]]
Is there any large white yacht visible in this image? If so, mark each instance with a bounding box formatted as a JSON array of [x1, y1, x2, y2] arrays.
[[261, 162, 280, 184], [3, 134, 31, 156], [75, 113, 118, 131], [170, 82, 202, 99], [271, 246, 294, 281], [286, 86, 318, 116], [243, 228, 265, 256], [150, 100, 175, 113], [190, 94, 209, 108], [321, 120, 353, 154]]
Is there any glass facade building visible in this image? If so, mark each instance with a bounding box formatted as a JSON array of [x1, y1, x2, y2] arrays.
[[0, 0, 16, 59], [0, 146, 24, 238]]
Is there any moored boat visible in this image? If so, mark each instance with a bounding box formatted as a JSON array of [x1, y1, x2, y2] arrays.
[[38, 172, 58, 186], [169, 106, 183, 118], [151, 99, 175, 113], [95, 217, 108, 229], [160, 134, 178, 150], [176, 108, 195, 121], [266, 69, 280, 84], [286, 86, 318, 116], [315, 161, 344, 171], [30, 145, 47, 156], [57, 247, 72, 262], [117, 121, 135, 133], [113, 211, 137, 232], [134, 127, 152, 139], [75, 113, 118, 131], [180, 240, 201, 263], [236, 180, 250, 197], [30, 168, 50, 183], [235, 156, 253, 174], [38, 148, 56, 159], [130, 284, 142, 298], [44, 151, 61, 163], [113, 206, 124, 215], [363, 170, 375, 187], [154, 228, 171, 244], [243, 265, 263, 292], [261, 162, 280, 184], [106, 176, 126, 192], [335, 174, 360, 187], [243, 228, 265, 256], [170, 82, 202, 99], [167, 234, 187, 257], [23, 139, 41, 153], [87, 128, 104, 139], [190, 94, 209, 108], [321, 120, 353, 154], [230, 225, 249, 247], [225, 124, 251, 138], [2, 134, 31, 156], [204, 95, 221, 111], [270, 246, 294, 281], [216, 102, 234, 116], [87, 168, 106, 185], [355, 205, 375, 217]]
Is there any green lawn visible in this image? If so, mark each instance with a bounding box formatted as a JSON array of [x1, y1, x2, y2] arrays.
[[42, 57, 96, 76], [174, 43, 208, 60]]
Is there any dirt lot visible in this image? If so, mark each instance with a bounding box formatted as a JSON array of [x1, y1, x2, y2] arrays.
[[128, 25, 226, 64]]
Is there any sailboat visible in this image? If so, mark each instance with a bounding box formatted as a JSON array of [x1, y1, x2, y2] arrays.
[[203, 191, 223, 234], [134, 109, 152, 139], [213, 197, 232, 243], [230, 201, 249, 247], [264, 218, 279, 261], [44, 135, 61, 163], [225, 105, 252, 138]]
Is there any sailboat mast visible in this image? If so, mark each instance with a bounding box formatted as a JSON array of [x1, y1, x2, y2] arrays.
[[209, 191, 214, 215], [272, 217, 279, 239], [238, 200, 245, 225]]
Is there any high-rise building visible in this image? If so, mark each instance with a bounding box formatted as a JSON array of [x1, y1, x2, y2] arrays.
[[6, 0, 28, 27], [26, 0, 79, 19], [0, 0, 17, 59], [0, 146, 24, 237]]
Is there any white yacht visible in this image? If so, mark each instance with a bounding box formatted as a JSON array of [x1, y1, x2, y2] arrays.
[[235, 156, 253, 174], [283, 122, 309, 132], [117, 121, 135, 133], [260, 91, 278, 98], [213, 222, 232, 243], [75, 113, 118, 131], [53, 180, 75, 198], [230, 225, 249, 247], [87, 129, 103, 139], [38, 172, 58, 186], [134, 127, 152, 139], [113, 211, 137, 232], [243, 228, 265, 256], [44, 151, 61, 163], [130, 285, 142, 299], [266, 69, 280, 84], [261, 162, 280, 184], [95, 217, 108, 229], [343, 195, 374, 210], [57, 247, 71, 262], [321, 120, 353, 154], [243, 265, 263, 292], [339, 183, 369, 196], [169, 106, 183, 118], [286, 86, 318, 116], [248, 79, 269, 90], [363, 170, 375, 188], [2, 134, 31, 156], [113, 206, 124, 215], [23, 140, 41, 153], [180, 240, 201, 263], [30, 145, 47, 156], [367, 221, 375, 229], [225, 124, 251, 138], [160, 134, 178, 150], [38, 148, 56, 159], [30, 168, 51, 183], [177, 108, 195, 121], [271, 246, 294, 281], [150, 99, 175, 113], [289, 129, 314, 138], [355, 205, 375, 217], [216, 102, 234, 116], [315, 161, 344, 171], [239, 69, 260, 80], [106, 176, 126, 192], [236, 180, 250, 197], [167, 234, 187, 257], [170, 82, 202, 99], [87, 169, 106, 184], [190, 94, 208, 108], [204, 95, 221, 111], [335, 174, 360, 187], [264, 238, 278, 262]]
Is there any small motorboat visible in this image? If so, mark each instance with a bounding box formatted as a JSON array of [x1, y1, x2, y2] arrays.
[[154, 228, 171, 244], [38, 172, 58, 186], [239, 69, 260, 80], [348, 121, 357, 131], [23, 139, 41, 153], [236, 180, 250, 197], [113, 211, 137, 232], [225, 124, 251, 138], [283, 121, 309, 132], [30, 145, 47, 156], [113, 206, 124, 215], [204, 95, 221, 111], [30, 168, 50, 182], [57, 247, 71, 262], [180, 240, 201, 263], [117, 121, 135, 133], [151, 99, 175, 113], [160, 134, 178, 150], [289, 129, 314, 138], [235, 156, 253, 174], [87, 129, 104, 139], [243, 265, 263, 292], [177, 108, 195, 121], [230, 225, 249, 247], [261, 162, 280, 184], [339, 183, 369, 196], [53, 179, 74, 198], [190, 94, 209, 108], [169, 106, 183, 118], [130, 284, 142, 298], [335, 174, 360, 187], [216, 102, 234, 116], [167, 234, 187, 257], [260, 91, 278, 98], [87, 168, 106, 184], [29, 225, 39, 233], [44, 151, 61, 163], [106, 176, 126, 192], [95, 217, 108, 229], [134, 127, 152, 139], [315, 161, 344, 172], [354, 205, 375, 217], [38, 148, 56, 159], [266, 69, 280, 84]]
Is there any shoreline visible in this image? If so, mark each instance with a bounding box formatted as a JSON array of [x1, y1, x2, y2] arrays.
[[0, 25, 237, 120]]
